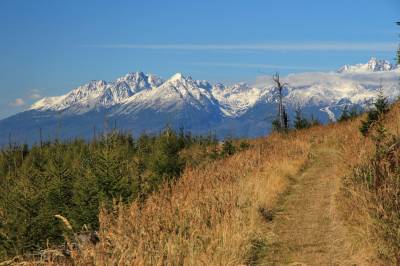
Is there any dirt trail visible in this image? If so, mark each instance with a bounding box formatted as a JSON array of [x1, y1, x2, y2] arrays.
[[259, 144, 355, 265]]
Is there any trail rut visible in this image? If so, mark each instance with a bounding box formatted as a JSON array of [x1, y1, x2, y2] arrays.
[[259, 145, 355, 265]]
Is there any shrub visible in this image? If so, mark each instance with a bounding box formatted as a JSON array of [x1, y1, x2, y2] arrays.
[[221, 139, 236, 156], [294, 108, 310, 130], [339, 106, 359, 122], [360, 91, 389, 136], [239, 141, 251, 150]]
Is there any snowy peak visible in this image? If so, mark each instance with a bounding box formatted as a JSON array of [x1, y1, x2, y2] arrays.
[[366, 57, 395, 71], [212, 82, 267, 117], [160, 73, 213, 95], [168, 72, 186, 82], [31, 80, 109, 112], [30, 72, 163, 113], [114, 72, 220, 117], [116, 71, 163, 91], [154, 73, 216, 107], [164, 73, 212, 88], [337, 57, 397, 73]]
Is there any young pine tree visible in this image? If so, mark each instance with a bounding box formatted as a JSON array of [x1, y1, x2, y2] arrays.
[[397, 22, 400, 65], [338, 105, 350, 122], [360, 90, 389, 136], [294, 107, 310, 129], [221, 139, 236, 156], [150, 127, 184, 186], [90, 133, 133, 206], [72, 168, 100, 229], [283, 107, 289, 131]]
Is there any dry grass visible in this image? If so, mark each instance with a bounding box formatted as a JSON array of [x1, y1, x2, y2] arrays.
[[62, 132, 311, 265], [341, 102, 400, 265]]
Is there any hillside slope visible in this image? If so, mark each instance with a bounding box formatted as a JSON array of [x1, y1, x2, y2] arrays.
[[57, 104, 400, 265], [7, 102, 399, 265]]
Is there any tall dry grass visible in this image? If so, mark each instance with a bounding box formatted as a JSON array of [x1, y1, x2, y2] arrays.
[[341, 102, 400, 265], [64, 132, 313, 265]]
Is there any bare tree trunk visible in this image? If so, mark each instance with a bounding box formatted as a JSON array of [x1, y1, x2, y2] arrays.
[[273, 73, 286, 129]]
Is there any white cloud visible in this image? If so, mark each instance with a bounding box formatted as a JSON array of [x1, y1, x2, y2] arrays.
[[82, 42, 397, 52], [9, 98, 25, 107], [7, 89, 44, 110], [30, 93, 42, 100], [29, 89, 42, 100]]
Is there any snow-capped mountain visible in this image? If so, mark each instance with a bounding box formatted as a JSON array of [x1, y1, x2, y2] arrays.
[[211, 82, 269, 117], [31, 72, 163, 113], [337, 57, 397, 73], [1, 58, 399, 145], [116, 73, 219, 114]]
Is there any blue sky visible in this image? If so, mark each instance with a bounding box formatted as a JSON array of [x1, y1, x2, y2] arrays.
[[0, 0, 399, 119]]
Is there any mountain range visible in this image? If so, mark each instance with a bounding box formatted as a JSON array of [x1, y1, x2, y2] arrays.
[[1, 57, 399, 145]]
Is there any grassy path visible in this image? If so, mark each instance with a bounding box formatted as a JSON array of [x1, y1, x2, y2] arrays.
[[259, 143, 355, 265]]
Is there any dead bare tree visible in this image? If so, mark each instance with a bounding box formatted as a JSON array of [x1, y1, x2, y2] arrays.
[[272, 72, 288, 130]]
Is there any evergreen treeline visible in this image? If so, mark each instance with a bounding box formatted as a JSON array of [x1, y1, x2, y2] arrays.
[[0, 128, 244, 259], [272, 107, 322, 132], [273, 106, 359, 133]]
